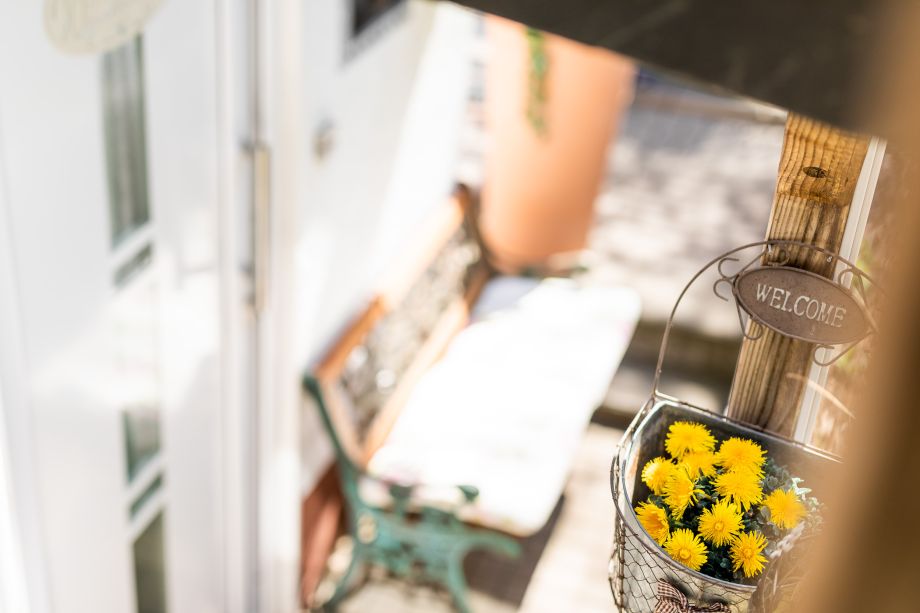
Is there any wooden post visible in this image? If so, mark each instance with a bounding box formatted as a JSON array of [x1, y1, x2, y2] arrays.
[[726, 114, 870, 436]]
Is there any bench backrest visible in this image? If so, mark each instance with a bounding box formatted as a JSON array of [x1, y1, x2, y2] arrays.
[[308, 187, 490, 469]]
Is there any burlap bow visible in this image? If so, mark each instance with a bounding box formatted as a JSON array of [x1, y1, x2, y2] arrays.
[[655, 580, 731, 613]]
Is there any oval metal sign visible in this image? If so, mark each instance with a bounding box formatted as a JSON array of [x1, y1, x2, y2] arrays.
[[734, 267, 870, 345]]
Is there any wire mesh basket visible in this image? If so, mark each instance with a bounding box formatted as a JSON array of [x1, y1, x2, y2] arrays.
[[609, 398, 836, 612], [608, 240, 875, 612]]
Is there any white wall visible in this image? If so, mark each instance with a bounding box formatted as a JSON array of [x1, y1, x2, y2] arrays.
[[286, 2, 478, 495]]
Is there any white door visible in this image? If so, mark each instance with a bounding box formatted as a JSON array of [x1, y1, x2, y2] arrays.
[[292, 0, 442, 350], [0, 3, 247, 613], [289, 0, 474, 471], [253, 1, 474, 609]]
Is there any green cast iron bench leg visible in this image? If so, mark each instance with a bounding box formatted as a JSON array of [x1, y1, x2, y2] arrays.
[[305, 375, 522, 612], [320, 526, 519, 612]]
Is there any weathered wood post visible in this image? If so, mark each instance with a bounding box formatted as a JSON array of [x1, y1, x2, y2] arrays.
[[726, 114, 870, 436]]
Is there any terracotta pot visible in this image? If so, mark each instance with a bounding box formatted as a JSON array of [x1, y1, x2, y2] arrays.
[[481, 16, 635, 272]]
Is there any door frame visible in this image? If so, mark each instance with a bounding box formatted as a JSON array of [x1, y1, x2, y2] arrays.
[[215, 1, 306, 611], [253, 0, 304, 610]]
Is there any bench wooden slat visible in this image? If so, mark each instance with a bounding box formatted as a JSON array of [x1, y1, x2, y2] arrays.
[[377, 197, 468, 310], [311, 188, 483, 468]]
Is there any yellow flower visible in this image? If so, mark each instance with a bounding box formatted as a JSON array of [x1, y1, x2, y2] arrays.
[[635, 502, 670, 545], [713, 467, 763, 511], [663, 468, 705, 518], [681, 451, 718, 479], [697, 499, 743, 546], [716, 438, 766, 475], [664, 529, 708, 571], [730, 531, 768, 578], [665, 422, 716, 459], [642, 457, 676, 495], [764, 489, 807, 530]]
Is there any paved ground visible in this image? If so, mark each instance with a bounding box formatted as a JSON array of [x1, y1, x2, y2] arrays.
[[458, 68, 786, 341], [589, 79, 786, 417], [586, 77, 785, 338]]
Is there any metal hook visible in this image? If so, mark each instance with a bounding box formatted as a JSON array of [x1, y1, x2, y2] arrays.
[[716, 256, 740, 279], [812, 343, 857, 367], [733, 301, 764, 341], [713, 278, 733, 302]]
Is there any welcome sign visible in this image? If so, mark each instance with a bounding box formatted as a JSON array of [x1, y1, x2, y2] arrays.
[[733, 266, 870, 345]]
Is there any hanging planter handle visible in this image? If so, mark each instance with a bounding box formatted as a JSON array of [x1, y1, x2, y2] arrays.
[[652, 239, 880, 400], [609, 240, 878, 612]]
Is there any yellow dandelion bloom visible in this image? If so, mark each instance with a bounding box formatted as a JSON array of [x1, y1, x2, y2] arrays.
[[697, 499, 743, 546], [764, 489, 807, 530], [716, 437, 766, 475], [635, 501, 670, 545], [663, 468, 705, 518], [642, 457, 676, 495], [665, 421, 716, 459], [713, 467, 763, 511], [730, 531, 768, 578], [681, 451, 718, 479], [664, 528, 708, 571]]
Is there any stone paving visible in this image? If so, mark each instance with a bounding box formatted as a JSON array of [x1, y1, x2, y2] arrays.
[[585, 78, 785, 338], [590, 80, 787, 415]]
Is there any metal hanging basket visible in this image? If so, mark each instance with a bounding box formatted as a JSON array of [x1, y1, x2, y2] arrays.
[[608, 240, 879, 613]]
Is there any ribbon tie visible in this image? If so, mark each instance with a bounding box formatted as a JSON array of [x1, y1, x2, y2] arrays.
[[655, 580, 731, 613]]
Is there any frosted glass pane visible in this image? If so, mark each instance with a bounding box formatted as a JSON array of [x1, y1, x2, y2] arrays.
[[101, 36, 150, 246], [133, 512, 167, 613]]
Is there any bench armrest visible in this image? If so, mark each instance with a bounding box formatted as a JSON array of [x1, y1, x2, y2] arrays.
[[457, 484, 480, 503]]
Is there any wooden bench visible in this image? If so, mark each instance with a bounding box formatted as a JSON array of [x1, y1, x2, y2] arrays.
[[303, 186, 641, 611]]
